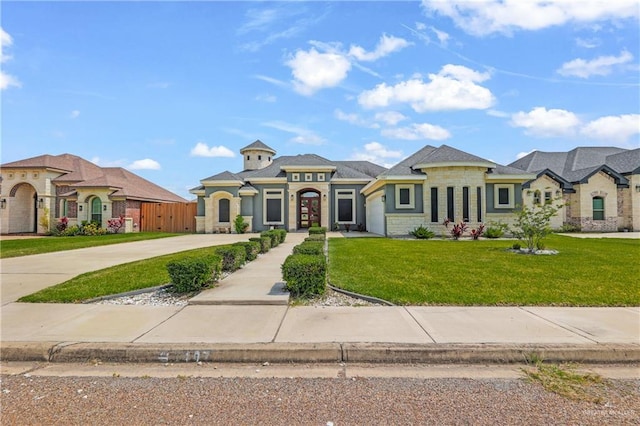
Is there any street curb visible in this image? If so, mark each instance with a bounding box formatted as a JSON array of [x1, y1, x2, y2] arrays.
[[2, 342, 639, 364]]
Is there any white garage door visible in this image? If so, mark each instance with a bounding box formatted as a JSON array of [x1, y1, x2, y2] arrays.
[[366, 193, 385, 236]]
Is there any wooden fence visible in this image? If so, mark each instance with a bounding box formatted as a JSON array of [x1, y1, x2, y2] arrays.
[[140, 202, 197, 233]]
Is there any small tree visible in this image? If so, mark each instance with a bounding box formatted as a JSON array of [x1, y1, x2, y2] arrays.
[[510, 200, 564, 252], [234, 215, 249, 234]]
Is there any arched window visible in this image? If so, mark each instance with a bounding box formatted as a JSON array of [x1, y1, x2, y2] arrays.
[[91, 197, 102, 224], [218, 198, 230, 222], [592, 196, 604, 220], [533, 190, 541, 205]]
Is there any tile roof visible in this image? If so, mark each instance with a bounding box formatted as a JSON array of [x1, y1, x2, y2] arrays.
[[2, 153, 186, 202]]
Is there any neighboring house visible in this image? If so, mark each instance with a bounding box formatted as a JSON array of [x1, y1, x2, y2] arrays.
[[0, 154, 187, 234], [509, 147, 640, 232]]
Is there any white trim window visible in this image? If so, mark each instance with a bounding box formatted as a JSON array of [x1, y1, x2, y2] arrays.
[[263, 189, 284, 225], [494, 184, 514, 209], [335, 189, 356, 224], [292, 173, 300, 182], [395, 184, 415, 209], [305, 173, 313, 182], [317, 173, 325, 182]]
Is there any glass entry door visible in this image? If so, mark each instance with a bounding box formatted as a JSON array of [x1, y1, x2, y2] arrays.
[[298, 191, 320, 228]]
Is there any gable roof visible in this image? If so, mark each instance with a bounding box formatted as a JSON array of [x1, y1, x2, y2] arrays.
[[606, 148, 640, 174], [1, 153, 186, 203]]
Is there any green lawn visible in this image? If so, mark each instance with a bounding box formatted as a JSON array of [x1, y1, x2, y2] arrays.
[[0, 233, 180, 258], [18, 246, 222, 303], [328, 235, 640, 306]]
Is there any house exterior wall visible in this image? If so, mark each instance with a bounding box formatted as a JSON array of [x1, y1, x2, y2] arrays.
[[203, 190, 240, 233], [568, 171, 618, 231], [329, 183, 366, 230], [522, 175, 565, 229], [631, 174, 640, 231], [287, 181, 330, 231]]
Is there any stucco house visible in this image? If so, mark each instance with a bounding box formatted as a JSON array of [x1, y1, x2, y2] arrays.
[[0, 153, 187, 234], [192, 141, 639, 236]]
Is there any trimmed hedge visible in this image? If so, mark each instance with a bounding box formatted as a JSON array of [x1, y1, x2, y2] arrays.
[[167, 254, 222, 293], [250, 236, 271, 253], [308, 226, 327, 236], [282, 253, 326, 298], [215, 245, 247, 272], [274, 228, 287, 244], [293, 241, 324, 255], [304, 234, 325, 242], [234, 241, 261, 262], [261, 230, 280, 248]]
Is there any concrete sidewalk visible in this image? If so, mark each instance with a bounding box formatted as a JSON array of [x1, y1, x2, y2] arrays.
[[1, 233, 638, 364]]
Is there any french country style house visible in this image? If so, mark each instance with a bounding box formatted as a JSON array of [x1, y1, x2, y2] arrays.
[[192, 140, 639, 235], [0, 154, 186, 234]]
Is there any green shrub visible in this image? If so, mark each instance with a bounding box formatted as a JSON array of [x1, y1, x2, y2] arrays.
[[62, 225, 82, 236], [282, 253, 326, 298], [260, 230, 280, 248], [305, 234, 326, 242], [233, 215, 249, 234], [274, 228, 287, 244], [81, 222, 107, 236], [409, 225, 435, 239], [309, 226, 326, 236], [484, 221, 508, 239], [167, 255, 222, 293], [293, 241, 324, 255], [215, 245, 247, 272], [234, 241, 261, 262], [250, 236, 271, 253], [557, 223, 581, 233]]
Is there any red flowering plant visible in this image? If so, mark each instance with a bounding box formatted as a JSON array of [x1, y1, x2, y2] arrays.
[[107, 215, 126, 234], [470, 223, 485, 240]]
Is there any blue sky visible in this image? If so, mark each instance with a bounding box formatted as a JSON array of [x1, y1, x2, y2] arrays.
[[2, 1, 639, 199]]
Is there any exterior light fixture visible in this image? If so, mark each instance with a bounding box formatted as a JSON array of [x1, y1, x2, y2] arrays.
[[290, 194, 294, 200], [37, 198, 44, 209], [79, 205, 83, 212], [381, 195, 386, 202], [0, 199, 6, 209], [636, 185, 640, 193], [103, 204, 107, 211], [323, 193, 327, 200]]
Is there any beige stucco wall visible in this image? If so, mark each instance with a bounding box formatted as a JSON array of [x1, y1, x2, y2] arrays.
[[203, 191, 240, 233], [568, 171, 618, 231], [522, 175, 565, 229]]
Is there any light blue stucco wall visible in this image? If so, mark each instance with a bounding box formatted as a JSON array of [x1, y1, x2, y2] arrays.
[[485, 183, 524, 213], [384, 183, 424, 214]]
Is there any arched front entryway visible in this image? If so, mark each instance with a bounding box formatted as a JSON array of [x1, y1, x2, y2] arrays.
[[8, 183, 38, 233], [298, 190, 320, 229]]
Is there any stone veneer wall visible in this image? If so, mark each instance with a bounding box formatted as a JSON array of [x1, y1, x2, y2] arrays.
[[568, 171, 619, 232]]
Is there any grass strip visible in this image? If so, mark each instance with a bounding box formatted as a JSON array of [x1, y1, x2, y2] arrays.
[[327, 235, 639, 306], [523, 361, 607, 403], [18, 246, 225, 303], [0, 233, 180, 258]]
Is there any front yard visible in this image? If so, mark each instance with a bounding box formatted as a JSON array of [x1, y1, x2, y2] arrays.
[[328, 235, 639, 306]]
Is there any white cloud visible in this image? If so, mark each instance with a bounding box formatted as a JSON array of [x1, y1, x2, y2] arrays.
[[358, 64, 494, 112], [510, 107, 581, 137], [350, 141, 403, 167], [263, 120, 326, 145], [254, 74, 289, 88], [422, 0, 639, 36], [382, 123, 451, 141], [348, 33, 411, 62], [190, 142, 235, 158], [334, 109, 378, 128], [486, 109, 510, 118], [556, 50, 634, 78], [70, 110, 80, 119], [286, 47, 351, 95], [580, 114, 640, 143], [128, 159, 161, 170], [575, 37, 601, 49], [256, 93, 276, 103], [430, 26, 450, 46], [0, 27, 20, 90], [374, 111, 408, 126], [516, 149, 537, 160]]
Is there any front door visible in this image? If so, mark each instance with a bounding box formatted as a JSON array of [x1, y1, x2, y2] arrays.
[[298, 191, 320, 229]]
